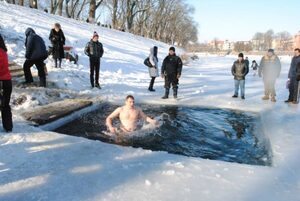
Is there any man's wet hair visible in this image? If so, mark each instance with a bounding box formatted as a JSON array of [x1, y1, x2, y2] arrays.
[[294, 48, 300, 52], [126, 95, 134, 100]]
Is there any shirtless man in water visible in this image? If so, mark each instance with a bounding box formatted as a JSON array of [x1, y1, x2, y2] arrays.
[[106, 95, 157, 133]]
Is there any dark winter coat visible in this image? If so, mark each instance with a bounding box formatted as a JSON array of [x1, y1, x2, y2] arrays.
[[49, 28, 65, 59], [231, 60, 249, 80], [245, 59, 249, 68], [288, 55, 300, 79], [25, 28, 48, 61], [251, 62, 258, 70], [296, 62, 300, 81], [84, 40, 104, 59], [258, 54, 281, 81], [161, 54, 182, 76]]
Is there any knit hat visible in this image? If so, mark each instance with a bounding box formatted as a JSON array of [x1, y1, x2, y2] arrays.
[[169, 47, 175, 52], [238, 53, 244, 58], [92, 31, 99, 39], [268, 49, 274, 53]]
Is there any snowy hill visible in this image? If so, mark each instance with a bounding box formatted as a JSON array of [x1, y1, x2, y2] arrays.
[[1, 2, 300, 201]]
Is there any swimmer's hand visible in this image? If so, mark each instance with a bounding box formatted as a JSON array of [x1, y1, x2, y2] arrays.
[[108, 126, 117, 134], [148, 118, 159, 126]]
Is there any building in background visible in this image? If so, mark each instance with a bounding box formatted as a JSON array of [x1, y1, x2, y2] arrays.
[[295, 31, 300, 48]]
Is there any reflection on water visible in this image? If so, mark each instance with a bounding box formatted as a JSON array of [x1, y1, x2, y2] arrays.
[[55, 103, 272, 166]]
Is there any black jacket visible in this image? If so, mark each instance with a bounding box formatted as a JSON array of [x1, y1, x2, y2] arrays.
[[49, 28, 65, 59], [288, 55, 300, 79], [161, 54, 182, 76], [296, 62, 300, 81], [84, 40, 104, 59], [25, 28, 47, 60], [231, 60, 249, 80]]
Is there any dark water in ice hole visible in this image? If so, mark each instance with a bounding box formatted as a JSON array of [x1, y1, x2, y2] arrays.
[[55, 103, 272, 166]]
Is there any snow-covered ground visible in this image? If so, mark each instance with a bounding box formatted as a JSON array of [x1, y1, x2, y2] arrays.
[[0, 2, 300, 201]]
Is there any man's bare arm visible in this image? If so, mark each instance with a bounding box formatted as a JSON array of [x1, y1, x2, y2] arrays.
[[139, 109, 157, 125], [106, 107, 122, 133]]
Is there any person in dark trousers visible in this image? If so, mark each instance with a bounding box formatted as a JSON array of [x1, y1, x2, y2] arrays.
[[285, 48, 300, 104], [148, 46, 159, 92], [245, 56, 250, 68], [23, 28, 48, 87], [161, 47, 183, 99], [259, 49, 281, 102], [296, 62, 300, 102], [231, 53, 249, 99], [0, 35, 13, 132], [49, 23, 65, 68], [84, 31, 104, 88], [251, 60, 258, 76]]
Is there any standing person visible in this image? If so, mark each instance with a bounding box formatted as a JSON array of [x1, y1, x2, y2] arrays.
[[231, 53, 249, 99], [84, 31, 104, 89], [148, 46, 159, 92], [49, 23, 65, 68], [0, 35, 13, 132], [251, 60, 259, 76], [245, 56, 250, 68], [161, 47, 183, 99], [23, 28, 48, 87], [259, 49, 281, 102], [296, 62, 300, 102], [285, 48, 300, 104]]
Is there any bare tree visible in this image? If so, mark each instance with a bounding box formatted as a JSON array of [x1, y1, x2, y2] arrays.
[[111, 0, 118, 28], [264, 29, 274, 49], [18, 0, 24, 6], [88, 0, 104, 23], [57, 0, 64, 16]]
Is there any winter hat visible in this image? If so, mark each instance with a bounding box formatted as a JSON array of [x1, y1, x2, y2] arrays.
[[238, 53, 244, 58], [92, 31, 99, 39], [169, 47, 175, 52], [268, 49, 274, 53]]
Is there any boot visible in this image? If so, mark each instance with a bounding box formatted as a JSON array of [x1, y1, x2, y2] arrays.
[[95, 83, 101, 89], [39, 77, 46, 87], [271, 96, 276, 102], [162, 89, 169, 99], [262, 95, 269, 100], [173, 88, 178, 99]]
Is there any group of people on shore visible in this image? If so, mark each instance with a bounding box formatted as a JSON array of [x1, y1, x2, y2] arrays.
[[231, 48, 300, 103], [146, 46, 183, 99], [1, 25, 300, 134], [22, 23, 104, 89]]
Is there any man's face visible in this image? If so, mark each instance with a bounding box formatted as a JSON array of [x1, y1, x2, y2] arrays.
[[169, 50, 175, 55], [238, 57, 243, 62], [93, 36, 98, 42], [294, 50, 300, 57], [125, 98, 135, 108], [267, 52, 273, 57]]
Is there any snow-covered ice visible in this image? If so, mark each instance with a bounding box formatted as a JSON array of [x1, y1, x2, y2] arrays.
[[0, 2, 300, 201]]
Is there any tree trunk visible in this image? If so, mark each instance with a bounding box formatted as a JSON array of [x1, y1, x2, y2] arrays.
[[112, 0, 118, 28], [88, 0, 96, 23], [57, 0, 63, 16], [18, 0, 24, 5]]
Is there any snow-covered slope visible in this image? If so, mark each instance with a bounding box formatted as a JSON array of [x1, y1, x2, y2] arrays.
[[0, 2, 300, 201]]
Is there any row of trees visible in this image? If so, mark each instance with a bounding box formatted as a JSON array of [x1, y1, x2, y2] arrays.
[[235, 29, 293, 52], [252, 29, 292, 51], [4, 0, 198, 47]]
